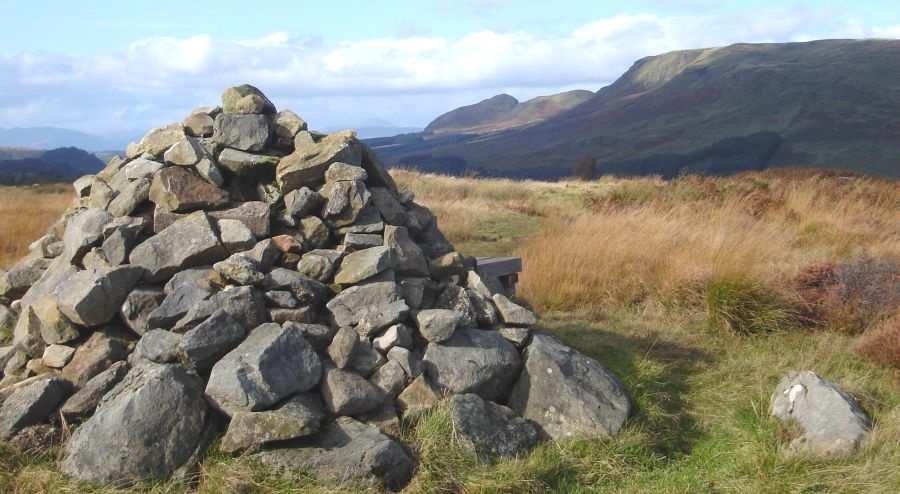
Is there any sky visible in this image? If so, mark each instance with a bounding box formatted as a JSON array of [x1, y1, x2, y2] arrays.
[[1, 0, 898, 137]]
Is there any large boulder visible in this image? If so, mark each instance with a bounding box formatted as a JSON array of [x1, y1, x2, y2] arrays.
[[423, 329, 521, 402], [333, 246, 396, 285], [508, 332, 630, 441], [213, 114, 271, 152], [326, 281, 401, 328], [769, 371, 871, 457], [276, 130, 362, 192], [55, 266, 144, 327], [205, 323, 322, 416], [221, 393, 324, 453], [252, 417, 414, 491], [60, 363, 209, 486], [448, 393, 542, 462]]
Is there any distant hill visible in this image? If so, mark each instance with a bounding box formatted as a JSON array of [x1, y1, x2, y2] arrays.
[[371, 39, 900, 179], [0, 146, 105, 184], [0, 126, 136, 152]]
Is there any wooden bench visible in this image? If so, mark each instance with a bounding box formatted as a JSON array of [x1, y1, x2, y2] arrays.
[[475, 256, 522, 295]]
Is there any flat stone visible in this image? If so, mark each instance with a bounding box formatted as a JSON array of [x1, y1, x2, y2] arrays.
[[154, 201, 270, 238], [164, 136, 204, 166], [1, 268, 42, 301], [90, 179, 114, 209], [252, 417, 414, 492], [319, 364, 384, 416], [267, 308, 314, 325], [195, 157, 224, 186], [127, 123, 184, 159], [469, 289, 499, 327], [283, 187, 321, 217], [492, 293, 537, 327], [334, 246, 397, 285], [148, 271, 216, 330], [448, 393, 542, 462], [121, 158, 166, 181], [263, 290, 298, 308], [59, 360, 129, 420], [221, 393, 324, 453], [41, 344, 75, 368], [325, 162, 367, 182], [61, 208, 114, 264], [60, 363, 208, 486], [386, 346, 423, 379], [216, 148, 280, 179], [55, 266, 144, 327], [131, 211, 227, 282], [100, 225, 138, 266], [244, 239, 280, 271], [205, 323, 322, 416], [213, 114, 270, 152], [769, 371, 872, 457], [498, 326, 531, 347], [326, 281, 401, 328], [271, 110, 307, 148], [174, 285, 266, 332], [508, 332, 631, 441], [131, 329, 182, 364], [396, 374, 438, 419], [177, 309, 247, 372], [120, 286, 165, 335], [335, 205, 384, 235], [0, 376, 68, 440], [296, 253, 335, 282], [276, 130, 363, 192], [344, 232, 383, 251], [373, 324, 413, 353], [283, 321, 337, 353], [61, 332, 129, 389], [150, 166, 230, 213], [214, 254, 265, 285], [327, 326, 359, 370], [423, 329, 521, 403], [262, 268, 329, 305]]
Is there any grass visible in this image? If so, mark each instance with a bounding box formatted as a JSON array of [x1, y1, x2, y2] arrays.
[[0, 184, 73, 268], [1, 169, 899, 492]]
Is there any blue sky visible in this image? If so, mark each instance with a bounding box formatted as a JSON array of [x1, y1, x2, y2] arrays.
[[1, 0, 898, 136]]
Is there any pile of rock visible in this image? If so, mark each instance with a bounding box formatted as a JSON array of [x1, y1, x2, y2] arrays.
[[0, 85, 631, 490]]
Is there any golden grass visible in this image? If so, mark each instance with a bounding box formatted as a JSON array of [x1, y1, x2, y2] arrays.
[[0, 184, 72, 268]]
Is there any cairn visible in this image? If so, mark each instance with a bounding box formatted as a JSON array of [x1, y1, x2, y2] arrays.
[[0, 85, 631, 490]]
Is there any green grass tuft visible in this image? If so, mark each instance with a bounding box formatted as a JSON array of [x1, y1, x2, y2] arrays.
[[705, 274, 793, 334]]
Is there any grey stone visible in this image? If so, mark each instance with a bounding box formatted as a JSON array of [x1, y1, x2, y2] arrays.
[[448, 393, 542, 462], [369, 360, 407, 398], [0, 376, 68, 440], [335, 205, 384, 235], [399, 277, 433, 311], [183, 113, 214, 138], [383, 225, 428, 277], [130, 211, 228, 282], [61, 331, 129, 389], [150, 166, 230, 213], [296, 253, 335, 282], [205, 323, 321, 416], [179, 309, 247, 371], [271, 110, 307, 149], [126, 123, 184, 158], [132, 329, 182, 364], [373, 324, 413, 353], [436, 285, 477, 329], [467, 270, 504, 298], [284, 187, 321, 218], [356, 403, 401, 437], [319, 364, 384, 416], [387, 346, 423, 379], [120, 286, 165, 335], [396, 374, 438, 419], [344, 232, 383, 251], [244, 239, 280, 271], [217, 218, 256, 253], [1, 268, 42, 301], [11, 307, 44, 356], [283, 322, 336, 353], [298, 215, 330, 249], [370, 187, 407, 226], [100, 226, 137, 266], [262, 268, 330, 305], [423, 329, 521, 402], [428, 252, 466, 281], [31, 293, 80, 345], [354, 300, 409, 338], [148, 272, 215, 330], [195, 157, 224, 186], [163, 136, 204, 166], [416, 309, 462, 343], [325, 162, 367, 182], [214, 254, 265, 285], [215, 148, 280, 179], [155, 201, 271, 239], [326, 282, 400, 328], [498, 326, 530, 347], [252, 417, 414, 491], [769, 371, 871, 457], [264, 290, 298, 309], [276, 130, 362, 192], [347, 338, 388, 377], [174, 285, 266, 332], [492, 294, 537, 327], [89, 179, 114, 209], [60, 362, 208, 486], [41, 344, 75, 368], [0, 345, 17, 375], [3, 348, 28, 379], [59, 360, 129, 420], [73, 175, 96, 197], [469, 289, 499, 327], [321, 180, 371, 228], [418, 221, 454, 259], [121, 158, 166, 181], [221, 393, 324, 453], [61, 208, 114, 264], [327, 326, 359, 369], [334, 246, 397, 285], [18, 258, 77, 309], [508, 332, 630, 441], [213, 114, 270, 152], [55, 266, 143, 327], [221, 85, 275, 114]]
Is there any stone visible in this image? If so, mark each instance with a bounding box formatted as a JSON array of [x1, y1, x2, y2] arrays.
[[466, 271, 503, 299], [335, 205, 384, 235], [356, 404, 401, 437], [163, 136, 204, 166], [283, 187, 321, 217], [150, 166, 230, 213], [41, 344, 75, 368], [195, 157, 224, 186], [769, 371, 871, 457], [131, 329, 182, 364], [418, 222, 454, 258], [387, 346, 423, 379], [214, 254, 265, 285], [423, 329, 521, 403], [61, 332, 129, 389], [0, 345, 17, 374], [183, 113, 214, 137], [127, 123, 185, 158], [369, 360, 407, 398], [298, 215, 329, 249], [508, 332, 630, 441], [130, 211, 228, 282], [59, 361, 129, 420], [271, 110, 307, 149], [26, 357, 53, 375], [3, 348, 28, 378], [154, 201, 270, 238], [32, 293, 80, 345], [252, 417, 414, 491], [205, 323, 322, 416], [383, 225, 428, 277], [213, 114, 270, 152], [73, 175, 96, 197], [100, 226, 137, 266], [492, 293, 537, 327], [327, 326, 359, 369], [263, 290, 298, 308], [1, 268, 42, 301], [469, 289, 499, 327], [276, 130, 362, 192], [89, 179, 114, 209], [148, 271, 215, 329], [344, 232, 383, 251], [296, 252, 335, 282], [0, 376, 68, 440], [346, 338, 388, 377], [326, 282, 401, 328], [373, 324, 414, 353], [436, 285, 477, 329], [262, 268, 329, 305], [55, 266, 143, 327], [416, 309, 462, 343], [325, 162, 368, 182], [319, 364, 384, 416], [174, 285, 266, 332], [221, 84, 275, 114], [498, 326, 530, 347], [399, 277, 433, 311], [396, 375, 438, 418], [61, 208, 114, 264], [215, 148, 280, 179], [321, 180, 371, 227], [428, 251, 466, 280], [221, 393, 324, 453], [233, 94, 269, 114], [267, 308, 314, 325], [370, 187, 407, 226], [60, 363, 208, 486], [448, 393, 542, 462], [120, 286, 165, 335], [244, 239, 280, 271], [334, 246, 397, 285], [122, 157, 166, 181], [354, 300, 409, 338], [283, 322, 337, 352]]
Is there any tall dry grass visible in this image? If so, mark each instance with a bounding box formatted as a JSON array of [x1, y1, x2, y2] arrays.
[[0, 185, 72, 268]]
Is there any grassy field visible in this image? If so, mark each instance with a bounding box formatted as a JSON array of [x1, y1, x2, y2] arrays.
[[1, 170, 898, 493]]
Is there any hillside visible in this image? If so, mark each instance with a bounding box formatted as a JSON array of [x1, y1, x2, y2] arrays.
[[0, 146, 106, 184], [372, 39, 900, 179]]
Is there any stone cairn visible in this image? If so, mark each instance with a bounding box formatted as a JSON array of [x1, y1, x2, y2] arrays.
[[0, 85, 631, 490]]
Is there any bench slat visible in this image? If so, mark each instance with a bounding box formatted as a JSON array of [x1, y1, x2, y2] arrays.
[[475, 256, 522, 278]]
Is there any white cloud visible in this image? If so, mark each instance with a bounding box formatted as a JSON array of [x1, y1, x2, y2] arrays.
[[1, 10, 898, 134]]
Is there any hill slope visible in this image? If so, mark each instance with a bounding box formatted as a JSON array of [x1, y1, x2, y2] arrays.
[[372, 39, 900, 178], [0, 146, 106, 184]]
